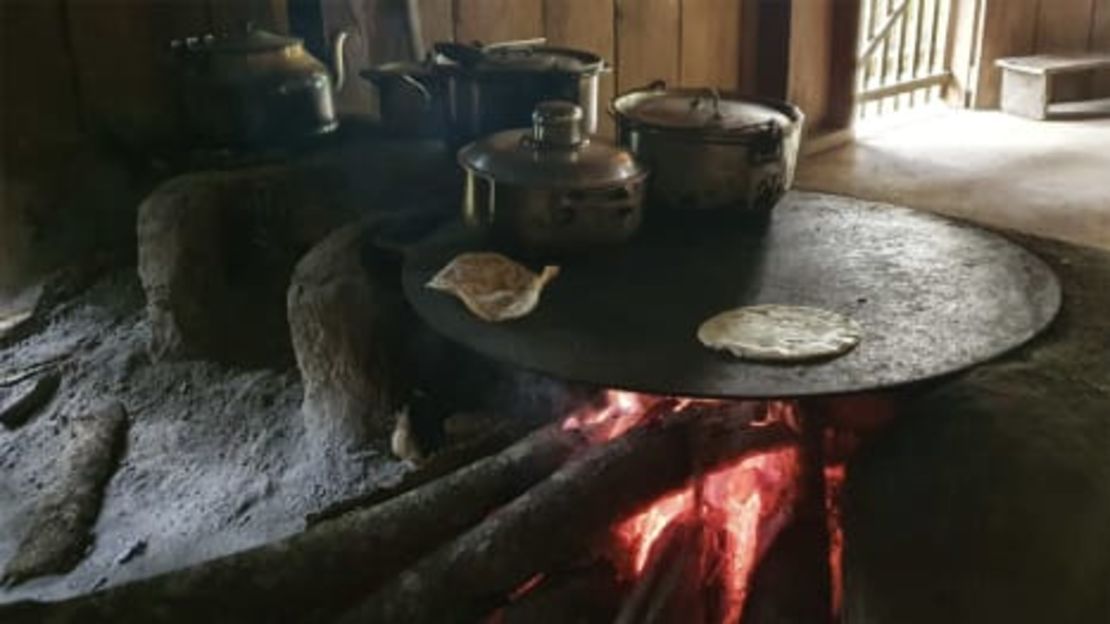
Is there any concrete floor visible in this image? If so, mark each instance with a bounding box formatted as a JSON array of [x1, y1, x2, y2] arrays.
[[797, 106, 1110, 250]]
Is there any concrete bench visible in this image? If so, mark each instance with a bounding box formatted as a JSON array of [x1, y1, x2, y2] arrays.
[[996, 53, 1110, 119]]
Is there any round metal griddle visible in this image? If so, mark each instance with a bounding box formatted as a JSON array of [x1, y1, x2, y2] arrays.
[[402, 192, 1061, 398]]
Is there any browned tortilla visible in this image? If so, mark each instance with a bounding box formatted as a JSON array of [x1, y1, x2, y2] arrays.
[[427, 252, 560, 322]]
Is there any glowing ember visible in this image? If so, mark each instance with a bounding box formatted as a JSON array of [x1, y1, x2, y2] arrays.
[[563, 392, 804, 623], [824, 463, 846, 619], [561, 390, 674, 442]]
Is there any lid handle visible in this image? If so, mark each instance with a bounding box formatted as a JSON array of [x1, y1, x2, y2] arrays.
[[530, 101, 585, 148], [691, 88, 724, 124]]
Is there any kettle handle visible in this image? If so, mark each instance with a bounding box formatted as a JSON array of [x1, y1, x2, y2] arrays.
[[331, 27, 355, 91]]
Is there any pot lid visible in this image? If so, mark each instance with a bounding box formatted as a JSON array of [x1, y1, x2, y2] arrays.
[[612, 85, 796, 134], [361, 60, 436, 79], [458, 101, 645, 189], [435, 42, 603, 74], [193, 24, 301, 54]]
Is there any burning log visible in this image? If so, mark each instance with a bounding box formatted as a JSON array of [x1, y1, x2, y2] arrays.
[[20, 421, 587, 624], [498, 561, 625, 624], [306, 416, 534, 525], [339, 402, 795, 624], [615, 513, 729, 624]]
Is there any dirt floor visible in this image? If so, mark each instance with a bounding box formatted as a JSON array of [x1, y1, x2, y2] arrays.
[[1, 182, 1107, 622], [843, 236, 1110, 624], [797, 106, 1110, 250], [0, 271, 405, 603]]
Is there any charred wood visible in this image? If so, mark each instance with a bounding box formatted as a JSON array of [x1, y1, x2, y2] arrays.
[[307, 416, 534, 525], [615, 514, 729, 624], [498, 561, 625, 624], [340, 405, 795, 624], [0, 371, 60, 429], [2, 401, 127, 586], [15, 422, 586, 624]]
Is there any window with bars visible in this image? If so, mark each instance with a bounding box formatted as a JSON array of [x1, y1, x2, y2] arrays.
[[857, 0, 956, 118]]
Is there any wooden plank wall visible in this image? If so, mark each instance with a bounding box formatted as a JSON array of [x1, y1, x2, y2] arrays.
[[3, 0, 844, 158], [970, 0, 1110, 108], [0, 0, 290, 158], [326, 0, 779, 135], [788, 0, 834, 132], [1, 0, 82, 164]]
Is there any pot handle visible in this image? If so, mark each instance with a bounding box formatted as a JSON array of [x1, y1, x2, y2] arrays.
[[463, 174, 495, 227], [691, 88, 724, 122], [398, 74, 433, 109]]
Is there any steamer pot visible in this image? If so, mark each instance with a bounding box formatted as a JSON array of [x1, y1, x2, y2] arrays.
[[363, 41, 605, 145], [458, 101, 647, 255], [611, 83, 804, 214]]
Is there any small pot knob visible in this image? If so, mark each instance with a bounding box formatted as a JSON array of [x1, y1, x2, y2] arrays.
[[532, 101, 585, 148]]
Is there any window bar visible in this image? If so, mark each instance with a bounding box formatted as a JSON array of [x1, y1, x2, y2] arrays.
[[921, 0, 937, 105], [927, 0, 943, 75], [889, 0, 906, 112], [861, 0, 879, 118], [878, 0, 892, 115], [894, 0, 910, 111], [911, 0, 926, 107]]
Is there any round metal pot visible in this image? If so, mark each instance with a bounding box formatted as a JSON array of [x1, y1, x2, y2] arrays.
[[363, 41, 604, 144], [172, 24, 349, 148], [611, 84, 804, 214], [458, 102, 647, 255]]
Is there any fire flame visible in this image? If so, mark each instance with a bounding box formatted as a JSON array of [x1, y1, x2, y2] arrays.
[[564, 391, 803, 624]]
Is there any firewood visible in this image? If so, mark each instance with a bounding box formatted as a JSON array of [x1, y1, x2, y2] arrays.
[[0, 371, 60, 429], [339, 405, 795, 624], [2, 401, 127, 586], [498, 560, 625, 624], [615, 515, 729, 624], [19, 421, 587, 624], [306, 416, 532, 525]]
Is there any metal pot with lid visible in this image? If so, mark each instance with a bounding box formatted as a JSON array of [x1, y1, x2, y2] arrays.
[[363, 40, 605, 145], [458, 101, 647, 255], [611, 82, 804, 214], [172, 23, 351, 148]]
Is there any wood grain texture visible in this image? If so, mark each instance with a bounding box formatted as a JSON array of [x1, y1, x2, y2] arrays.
[[416, 0, 454, 46], [544, 0, 617, 135], [1036, 0, 1094, 51], [1, 0, 82, 160], [826, 0, 862, 130], [455, 0, 543, 44], [738, 0, 762, 92], [66, 0, 211, 147], [946, 0, 983, 106], [615, 0, 680, 92], [974, 0, 1039, 109], [1091, 0, 1110, 94], [788, 0, 833, 130], [1037, 0, 1097, 100], [680, 0, 742, 89], [209, 0, 290, 33]]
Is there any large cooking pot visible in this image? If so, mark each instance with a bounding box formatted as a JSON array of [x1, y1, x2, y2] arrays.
[[363, 40, 605, 145], [458, 101, 647, 256], [611, 83, 804, 214], [171, 24, 350, 148]]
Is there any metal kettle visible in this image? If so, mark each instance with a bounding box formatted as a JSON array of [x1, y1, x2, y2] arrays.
[[172, 23, 352, 148]]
